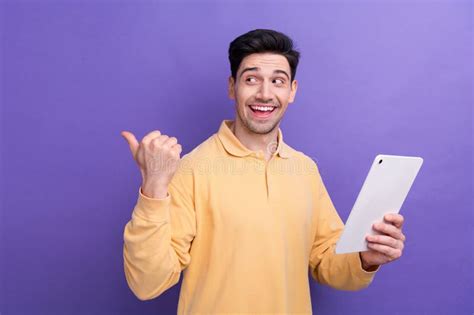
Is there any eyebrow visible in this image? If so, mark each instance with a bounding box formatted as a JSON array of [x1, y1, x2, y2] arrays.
[[239, 67, 290, 80]]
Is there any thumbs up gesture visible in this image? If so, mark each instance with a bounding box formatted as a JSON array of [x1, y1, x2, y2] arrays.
[[121, 130, 182, 199]]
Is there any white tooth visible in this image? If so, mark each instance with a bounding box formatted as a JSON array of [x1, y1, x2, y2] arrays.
[[251, 105, 274, 111]]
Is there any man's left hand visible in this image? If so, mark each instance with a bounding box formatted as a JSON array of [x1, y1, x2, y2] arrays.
[[360, 213, 406, 271]]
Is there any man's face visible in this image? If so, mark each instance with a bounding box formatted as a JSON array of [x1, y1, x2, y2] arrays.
[[228, 53, 298, 135]]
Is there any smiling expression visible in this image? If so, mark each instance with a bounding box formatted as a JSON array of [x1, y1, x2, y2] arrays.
[[228, 53, 298, 134]]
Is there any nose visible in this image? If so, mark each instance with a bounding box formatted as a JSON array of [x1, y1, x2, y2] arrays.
[[256, 80, 273, 102]]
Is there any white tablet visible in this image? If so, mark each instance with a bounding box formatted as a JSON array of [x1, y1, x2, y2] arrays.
[[335, 154, 423, 254]]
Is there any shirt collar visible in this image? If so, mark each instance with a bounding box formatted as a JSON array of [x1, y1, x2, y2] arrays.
[[217, 120, 292, 159]]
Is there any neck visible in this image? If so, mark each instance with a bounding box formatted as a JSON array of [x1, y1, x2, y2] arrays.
[[230, 118, 279, 161]]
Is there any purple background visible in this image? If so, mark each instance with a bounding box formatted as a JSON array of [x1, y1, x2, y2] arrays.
[[1, 1, 472, 314]]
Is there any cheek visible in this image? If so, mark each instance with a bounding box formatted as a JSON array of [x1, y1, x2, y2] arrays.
[[276, 90, 292, 104], [236, 88, 253, 105]]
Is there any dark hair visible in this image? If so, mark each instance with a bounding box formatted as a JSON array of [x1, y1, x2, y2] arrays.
[[228, 29, 300, 82]]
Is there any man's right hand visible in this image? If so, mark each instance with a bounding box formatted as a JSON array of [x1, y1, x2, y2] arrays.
[[121, 130, 182, 199]]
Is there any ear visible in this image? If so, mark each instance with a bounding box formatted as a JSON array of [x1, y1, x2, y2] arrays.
[[228, 76, 235, 100], [288, 79, 298, 103]]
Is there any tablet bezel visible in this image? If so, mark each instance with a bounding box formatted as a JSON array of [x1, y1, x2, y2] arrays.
[[335, 154, 423, 254]]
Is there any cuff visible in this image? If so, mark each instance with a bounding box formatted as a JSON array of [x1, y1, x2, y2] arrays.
[[132, 187, 171, 222], [351, 252, 379, 282]]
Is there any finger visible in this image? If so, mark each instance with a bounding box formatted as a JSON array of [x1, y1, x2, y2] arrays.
[[162, 137, 178, 149], [171, 143, 182, 154], [384, 213, 404, 229], [366, 234, 404, 250], [373, 222, 404, 240], [121, 131, 139, 158], [367, 242, 402, 261], [142, 130, 162, 144], [151, 135, 170, 146]]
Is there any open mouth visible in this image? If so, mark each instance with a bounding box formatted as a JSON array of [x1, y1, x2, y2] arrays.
[[248, 104, 277, 119]]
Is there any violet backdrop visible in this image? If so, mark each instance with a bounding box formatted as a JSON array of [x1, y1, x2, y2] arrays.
[[1, 0, 472, 314]]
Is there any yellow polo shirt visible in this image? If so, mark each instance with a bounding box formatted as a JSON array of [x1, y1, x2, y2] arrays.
[[123, 120, 378, 314]]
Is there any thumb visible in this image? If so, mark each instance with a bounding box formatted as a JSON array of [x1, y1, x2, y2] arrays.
[[121, 131, 139, 158]]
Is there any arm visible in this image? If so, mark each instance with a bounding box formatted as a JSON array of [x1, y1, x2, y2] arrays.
[[308, 162, 379, 291], [120, 130, 195, 300], [123, 163, 196, 300]]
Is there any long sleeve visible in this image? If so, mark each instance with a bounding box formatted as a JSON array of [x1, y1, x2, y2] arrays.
[[308, 161, 378, 291], [123, 159, 196, 300]]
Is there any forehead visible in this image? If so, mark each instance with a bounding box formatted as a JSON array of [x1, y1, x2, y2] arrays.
[[238, 53, 290, 74]]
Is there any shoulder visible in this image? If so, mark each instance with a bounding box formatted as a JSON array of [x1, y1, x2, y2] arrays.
[[283, 143, 321, 175]]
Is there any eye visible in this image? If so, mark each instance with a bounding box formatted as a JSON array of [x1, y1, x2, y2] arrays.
[[246, 77, 257, 83], [273, 78, 285, 85]]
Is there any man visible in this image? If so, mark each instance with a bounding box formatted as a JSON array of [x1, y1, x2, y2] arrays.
[[121, 29, 406, 314]]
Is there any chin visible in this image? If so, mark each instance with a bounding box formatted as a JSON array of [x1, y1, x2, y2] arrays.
[[246, 119, 279, 135]]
